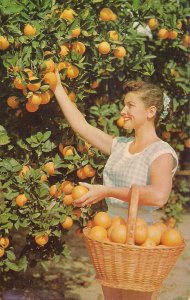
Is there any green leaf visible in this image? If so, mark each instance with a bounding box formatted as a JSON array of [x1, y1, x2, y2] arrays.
[[6, 261, 19, 271]]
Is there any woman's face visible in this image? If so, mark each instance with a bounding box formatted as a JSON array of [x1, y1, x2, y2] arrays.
[[120, 92, 151, 130]]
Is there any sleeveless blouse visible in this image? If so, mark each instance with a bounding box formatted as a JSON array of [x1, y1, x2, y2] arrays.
[[103, 136, 178, 212]]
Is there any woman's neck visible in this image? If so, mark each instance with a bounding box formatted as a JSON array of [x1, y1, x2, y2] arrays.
[[133, 124, 160, 147]]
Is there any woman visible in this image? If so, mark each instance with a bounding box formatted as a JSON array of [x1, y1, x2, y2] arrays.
[[54, 72, 178, 300]]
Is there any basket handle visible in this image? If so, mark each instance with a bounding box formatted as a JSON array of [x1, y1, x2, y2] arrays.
[[126, 185, 139, 245]]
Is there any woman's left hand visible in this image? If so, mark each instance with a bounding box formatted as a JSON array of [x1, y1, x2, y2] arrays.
[[73, 182, 108, 207]]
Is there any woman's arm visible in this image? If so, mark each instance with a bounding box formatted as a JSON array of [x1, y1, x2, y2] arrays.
[[74, 153, 174, 207], [54, 72, 113, 155]]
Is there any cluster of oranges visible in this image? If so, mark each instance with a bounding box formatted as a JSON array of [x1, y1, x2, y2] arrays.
[[0, 237, 10, 258], [87, 211, 184, 247]]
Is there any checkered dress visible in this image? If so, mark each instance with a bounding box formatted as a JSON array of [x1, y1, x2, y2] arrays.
[[103, 136, 178, 212]]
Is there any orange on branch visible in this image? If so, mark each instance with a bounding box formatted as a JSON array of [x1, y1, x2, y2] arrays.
[[83, 164, 96, 177], [15, 194, 27, 207], [72, 185, 89, 200], [19, 165, 30, 177], [40, 92, 51, 104], [0, 247, 5, 258], [147, 18, 159, 30], [63, 194, 73, 206], [108, 30, 119, 41], [168, 30, 178, 40], [66, 65, 79, 79], [98, 41, 111, 54], [23, 24, 36, 36], [27, 76, 41, 92], [71, 42, 86, 55], [7, 96, 19, 109], [26, 102, 39, 112], [42, 59, 55, 73], [14, 77, 25, 90], [62, 146, 74, 157], [43, 72, 58, 91], [71, 27, 81, 38], [60, 45, 69, 56], [0, 237, 10, 249], [114, 46, 126, 59], [28, 94, 42, 106], [60, 9, 75, 21], [61, 216, 73, 229], [35, 234, 49, 246], [0, 36, 9, 50], [158, 28, 169, 39], [76, 168, 87, 179], [61, 180, 74, 194], [43, 162, 55, 175]]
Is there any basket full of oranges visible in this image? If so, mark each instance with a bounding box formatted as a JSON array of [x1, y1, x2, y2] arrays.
[[83, 186, 186, 292]]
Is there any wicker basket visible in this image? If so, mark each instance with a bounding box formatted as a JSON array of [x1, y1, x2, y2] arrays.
[[83, 186, 186, 292]]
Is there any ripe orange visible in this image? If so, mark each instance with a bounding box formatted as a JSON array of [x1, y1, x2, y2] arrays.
[[147, 225, 162, 245], [25, 102, 39, 112], [89, 226, 107, 242], [183, 34, 190, 45], [162, 131, 171, 140], [108, 30, 119, 41], [43, 162, 55, 175], [62, 146, 74, 157], [60, 45, 69, 56], [40, 174, 48, 182], [83, 164, 96, 177], [114, 46, 126, 59], [93, 212, 111, 229], [61, 180, 74, 194], [24, 68, 33, 77], [111, 216, 126, 227], [71, 42, 86, 55], [0, 237, 10, 249], [110, 224, 127, 244], [0, 247, 5, 258], [141, 238, 156, 247], [99, 8, 116, 22], [0, 36, 9, 50], [19, 165, 30, 177], [15, 194, 27, 207], [40, 92, 51, 105], [63, 194, 73, 206], [23, 24, 36, 36], [98, 41, 111, 54], [14, 77, 25, 89], [42, 59, 55, 73], [71, 27, 81, 38], [35, 234, 49, 246], [68, 91, 76, 102], [66, 65, 79, 79], [168, 30, 178, 40], [61, 216, 73, 229], [158, 28, 169, 39], [7, 96, 19, 109], [43, 72, 58, 91], [27, 76, 41, 92], [184, 138, 190, 148], [49, 185, 59, 197], [161, 228, 183, 247], [60, 9, 75, 21], [76, 168, 87, 179], [147, 18, 159, 30], [72, 185, 89, 200], [28, 94, 42, 106], [134, 218, 148, 245], [116, 116, 124, 127], [90, 80, 99, 89]]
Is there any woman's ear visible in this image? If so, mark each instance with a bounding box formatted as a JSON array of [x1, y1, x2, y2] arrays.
[[147, 105, 157, 119]]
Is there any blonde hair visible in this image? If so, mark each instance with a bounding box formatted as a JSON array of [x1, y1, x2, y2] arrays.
[[123, 80, 164, 124]]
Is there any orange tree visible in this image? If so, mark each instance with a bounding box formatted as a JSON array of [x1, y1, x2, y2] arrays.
[[0, 0, 190, 271]]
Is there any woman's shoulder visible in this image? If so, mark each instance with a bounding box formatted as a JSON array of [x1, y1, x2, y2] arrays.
[[111, 136, 134, 153]]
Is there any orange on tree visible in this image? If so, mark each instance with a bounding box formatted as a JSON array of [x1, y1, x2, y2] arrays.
[[43, 72, 58, 91], [23, 24, 36, 36], [108, 30, 119, 41], [27, 76, 41, 92], [68, 91, 76, 102], [28, 94, 42, 106], [98, 41, 111, 55], [41, 59, 55, 73], [147, 18, 159, 30], [160, 228, 183, 246], [162, 131, 171, 140], [0, 36, 10, 50], [7, 96, 19, 109], [61, 180, 74, 194], [93, 212, 111, 229], [71, 41, 86, 55], [62, 145, 74, 157], [72, 185, 89, 200], [0, 247, 5, 258], [71, 27, 81, 38], [43, 161, 55, 175], [90, 80, 99, 89], [61, 216, 73, 229], [89, 225, 107, 242], [110, 224, 127, 244], [49, 184, 60, 197], [0, 237, 10, 249], [14, 77, 25, 89], [25, 102, 39, 112], [23, 68, 33, 77], [60, 9, 75, 21], [76, 168, 87, 179], [57, 61, 70, 71], [158, 28, 169, 39], [116, 116, 124, 127], [168, 30, 178, 40], [147, 225, 162, 245], [35, 234, 49, 246], [40, 92, 51, 105], [19, 165, 30, 177], [83, 164, 96, 177], [60, 45, 69, 56], [40, 173, 48, 182], [63, 194, 73, 206], [184, 138, 190, 148], [114, 46, 126, 59], [66, 65, 79, 79], [99, 8, 117, 22], [15, 194, 27, 207], [182, 34, 190, 45]]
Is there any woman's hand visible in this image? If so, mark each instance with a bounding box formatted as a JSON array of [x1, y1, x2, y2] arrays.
[[73, 182, 108, 207]]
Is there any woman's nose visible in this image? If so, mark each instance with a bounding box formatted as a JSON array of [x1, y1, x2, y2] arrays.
[[121, 106, 127, 115]]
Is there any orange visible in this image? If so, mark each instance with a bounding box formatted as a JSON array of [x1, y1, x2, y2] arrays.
[[90, 80, 99, 89], [114, 46, 126, 59], [25, 102, 39, 112], [61, 216, 73, 229], [42, 59, 55, 73], [0, 247, 5, 258], [162, 131, 171, 140], [27, 76, 41, 92], [40, 174, 48, 182], [66, 65, 79, 79], [141, 238, 156, 247], [23, 68, 33, 77], [22, 88, 28, 96], [183, 34, 190, 45], [28, 94, 42, 106], [43, 72, 58, 91], [99, 8, 116, 22], [19, 165, 30, 177], [110, 224, 127, 244], [14, 77, 25, 89], [147, 225, 162, 245], [76, 168, 87, 179], [62, 146, 74, 157], [0, 237, 9, 249], [40, 92, 51, 105], [83, 164, 96, 177], [161, 228, 183, 247], [43, 161, 55, 175], [60, 9, 75, 21], [61, 180, 74, 194], [168, 30, 178, 40], [60, 45, 69, 56], [71, 42, 86, 55], [57, 61, 70, 71], [23, 24, 36, 36], [108, 30, 119, 41], [35, 234, 49, 246], [15, 194, 27, 207], [72, 185, 89, 200], [147, 18, 159, 30], [0, 36, 9, 50], [153, 221, 168, 234], [158, 28, 169, 39], [89, 226, 107, 242], [98, 41, 111, 54], [184, 138, 190, 148], [134, 218, 148, 245], [7, 96, 19, 109], [71, 27, 81, 38], [111, 216, 126, 227], [93, 212, 111, 229], [116, 116, 124, 127], [49, 185, 59, 197], [63, 194, 73, 206], [68, 91, 76, 102]]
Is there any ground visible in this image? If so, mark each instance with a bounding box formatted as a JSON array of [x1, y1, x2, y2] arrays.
[[0, 209, 190, 300]]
